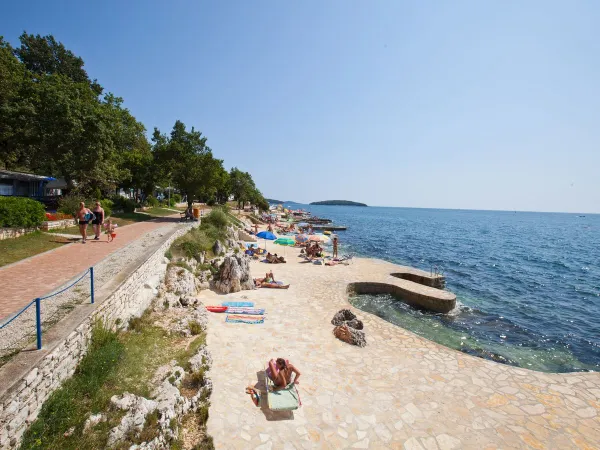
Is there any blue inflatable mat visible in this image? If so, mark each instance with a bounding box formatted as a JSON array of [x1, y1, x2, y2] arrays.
[[221, 301, 254, 307]]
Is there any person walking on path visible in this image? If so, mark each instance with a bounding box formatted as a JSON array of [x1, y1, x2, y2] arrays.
[[76, 202, 94, 244], [92, 201, 105, 240], [333, 235, 339, 259]]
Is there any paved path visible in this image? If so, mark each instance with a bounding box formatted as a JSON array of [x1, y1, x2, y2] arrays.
[[0, 217, 178, 321], [202, 243, 600, 449]]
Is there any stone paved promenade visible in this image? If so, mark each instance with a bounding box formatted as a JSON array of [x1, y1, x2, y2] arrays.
[[202, 243, 600, 449], [0, 217, 178, 321]]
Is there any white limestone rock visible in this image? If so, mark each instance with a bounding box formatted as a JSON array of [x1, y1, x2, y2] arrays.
[[83, 413, 106, 432], [107, 394, 158, 447], [164, 265, 199, 297], [212, 255, 255, 294]]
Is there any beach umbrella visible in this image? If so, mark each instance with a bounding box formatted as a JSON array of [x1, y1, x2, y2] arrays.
[[274, 237, 295, 246], [308, 234, 329, 243], [256, 231, 277, 240], [295, 234, 308, 243], [256, 230, 277, 249]]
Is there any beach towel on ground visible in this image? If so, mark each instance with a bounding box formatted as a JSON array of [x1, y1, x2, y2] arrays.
[[226, 307, 265, 315], [221, 301, 254, 307], [226, 314, 265, 324]]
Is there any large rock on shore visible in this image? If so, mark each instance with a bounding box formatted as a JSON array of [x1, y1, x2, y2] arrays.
[[212, 255, 255, 294], [332, 309, 366, 347], [164, 265, 199, 297], [331, 309, 364, 330]]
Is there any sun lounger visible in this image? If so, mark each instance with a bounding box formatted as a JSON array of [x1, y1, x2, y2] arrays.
[[264, 371, 301, 411]]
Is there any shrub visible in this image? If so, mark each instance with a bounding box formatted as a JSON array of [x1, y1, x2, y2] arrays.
[[146, 195, 159, 207], [197, 404, 210, 425], [160, 198, 175, 207], [111, 195, 136, 213], [188, 321, 203, 336], [201, 209, 228, 229], [173, 193, 182, 203], [99, 198, 113, 217], [128, 316, 144, 332], [164, 249, 173, 260], [58, 193, 84, 217], [0, 197, 46, 228]]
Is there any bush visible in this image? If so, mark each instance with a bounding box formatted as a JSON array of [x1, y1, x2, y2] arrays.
[[111, 195, 137, 213], [160, 198, 175, 207], [146, 195, 159, 207], [173, 193, 182, 203], [0, 197, 46, 228], [201, 208, 229, 229], [99, 198, 113, 217], [188, 321, 203, 336], [58, 193, 84, 217]]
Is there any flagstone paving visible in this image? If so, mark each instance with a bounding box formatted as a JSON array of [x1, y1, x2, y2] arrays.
[[0, 217, 178, 321], [201, 243, 600, 449]]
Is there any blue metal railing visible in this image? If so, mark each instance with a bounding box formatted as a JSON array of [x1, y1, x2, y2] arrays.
[[0, 267, 95, 350]]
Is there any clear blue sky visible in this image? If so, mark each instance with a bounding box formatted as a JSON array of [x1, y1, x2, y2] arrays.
[[3, 0, 599, 213]]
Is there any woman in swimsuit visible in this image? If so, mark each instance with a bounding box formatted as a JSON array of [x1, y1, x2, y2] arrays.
[[76, 202, 93, 244], [267, 358, 301, 390], [91, 201, 105, 240]]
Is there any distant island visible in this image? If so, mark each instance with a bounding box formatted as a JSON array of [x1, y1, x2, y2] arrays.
[[310, 200, 368, 206], [267, 199, 301, 205]]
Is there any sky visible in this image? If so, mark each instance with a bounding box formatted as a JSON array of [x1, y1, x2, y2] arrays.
[[2, 1, 599, 213]]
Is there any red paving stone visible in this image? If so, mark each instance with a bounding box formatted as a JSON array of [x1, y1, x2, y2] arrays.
[[0, 217, 178, 321]]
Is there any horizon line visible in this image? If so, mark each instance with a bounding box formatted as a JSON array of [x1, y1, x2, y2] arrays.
[[267, 201, 599, 216]]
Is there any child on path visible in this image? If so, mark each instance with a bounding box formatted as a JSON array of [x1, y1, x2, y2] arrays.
[[105, 219, 117, 242]]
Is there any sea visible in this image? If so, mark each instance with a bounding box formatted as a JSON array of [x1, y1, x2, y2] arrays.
[[290, 204, 600, 373]]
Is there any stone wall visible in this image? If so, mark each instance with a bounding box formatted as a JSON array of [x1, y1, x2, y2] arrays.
[[391, 272, 446, 289], [40, 218, 77, 231], [0, 225, 190, 449], [0, 227, 37, 241]]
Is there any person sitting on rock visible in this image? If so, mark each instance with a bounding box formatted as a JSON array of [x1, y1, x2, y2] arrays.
[[267, 358, 301, 390]]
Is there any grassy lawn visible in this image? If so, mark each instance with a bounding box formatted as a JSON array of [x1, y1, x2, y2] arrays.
[[21, 313, 210, 450], [0, 231, 71, 268], [143, 207, 179, 217]]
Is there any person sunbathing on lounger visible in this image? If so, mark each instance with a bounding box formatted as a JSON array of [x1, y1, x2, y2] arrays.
[[267, 358, 301, 390]]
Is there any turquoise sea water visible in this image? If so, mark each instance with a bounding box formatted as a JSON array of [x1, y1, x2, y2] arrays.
[[295, 205, 600, 373]]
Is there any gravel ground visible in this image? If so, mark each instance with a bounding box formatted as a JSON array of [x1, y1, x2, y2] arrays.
[[0, 223, 178, 363]]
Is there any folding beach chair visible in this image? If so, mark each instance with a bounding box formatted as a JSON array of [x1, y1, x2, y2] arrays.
[[264, 369, 301, 411]]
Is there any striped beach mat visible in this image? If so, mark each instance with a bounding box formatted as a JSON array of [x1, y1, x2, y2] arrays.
[[221, 301, 254, 307], [226, 307, 265, 315], [225, 314, 265, 324]]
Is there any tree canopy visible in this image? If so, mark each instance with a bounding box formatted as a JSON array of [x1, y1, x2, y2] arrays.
[[0, 32, 268, 210]]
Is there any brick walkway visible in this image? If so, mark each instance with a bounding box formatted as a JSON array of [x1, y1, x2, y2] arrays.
[[0, 217, 178, 321]]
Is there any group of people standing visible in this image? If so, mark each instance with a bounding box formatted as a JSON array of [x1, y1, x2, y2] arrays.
[[76, 201, 116, 244]]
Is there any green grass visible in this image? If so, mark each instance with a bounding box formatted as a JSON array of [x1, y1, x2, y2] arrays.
[[170, 210, 230, 260], [0, 231, 70, 267], [144, 207, 179, 217], [20, 312, 198, 450]]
